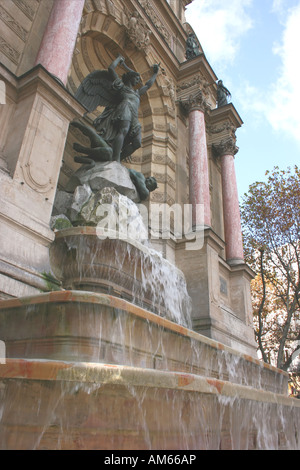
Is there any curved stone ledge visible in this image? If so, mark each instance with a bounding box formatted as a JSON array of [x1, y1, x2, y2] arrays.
[[0, 359, 299, 450], [0, 291, 288, 395], [0, 359, 300, 410], [0, 359, 298, 407]]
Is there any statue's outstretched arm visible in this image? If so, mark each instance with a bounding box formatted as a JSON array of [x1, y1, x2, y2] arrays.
[[139, 64, 160, 96], [108, 55, 125, 81]]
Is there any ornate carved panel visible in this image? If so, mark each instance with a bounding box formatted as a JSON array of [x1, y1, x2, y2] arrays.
[[20, 99, 66, 194]]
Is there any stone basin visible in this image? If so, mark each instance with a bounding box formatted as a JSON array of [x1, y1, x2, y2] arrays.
[[0, 291, 299, 450], [49, 226, 191, 326]]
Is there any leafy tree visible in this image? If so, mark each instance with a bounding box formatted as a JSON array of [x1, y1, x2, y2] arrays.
[[241, 166, 300, 371]]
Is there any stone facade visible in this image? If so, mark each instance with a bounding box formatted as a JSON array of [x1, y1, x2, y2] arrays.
[[0, 0, 256, 354]]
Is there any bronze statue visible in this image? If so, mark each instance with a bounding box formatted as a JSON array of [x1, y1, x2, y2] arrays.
[[128, 169, 158, 201], [74, 55, 160, 163], [217, 80, 231, 107], [185, 33, 200, 60], [71, 121, 113, 167]]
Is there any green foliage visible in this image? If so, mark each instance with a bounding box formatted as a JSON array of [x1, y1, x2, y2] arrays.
[[241, 166, 300, 370], [242, 166, 300, 259], [52, 217, 72, 230], [41, 272, 62, 292]]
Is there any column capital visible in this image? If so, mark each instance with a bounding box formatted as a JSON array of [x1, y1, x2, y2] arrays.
[[180, 90, 211, 114], [212, 137, 239, 158]]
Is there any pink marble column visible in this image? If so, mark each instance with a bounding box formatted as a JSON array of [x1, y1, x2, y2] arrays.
[[35, 0, 85, 85], [220, 152, 244, 264], [189, 108, 211, 228]]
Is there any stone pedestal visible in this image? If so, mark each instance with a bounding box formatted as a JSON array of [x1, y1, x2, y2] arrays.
[[0, 64, 85, 299]]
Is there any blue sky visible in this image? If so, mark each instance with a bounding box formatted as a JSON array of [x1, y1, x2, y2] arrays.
[[185, 0, 300, 200]]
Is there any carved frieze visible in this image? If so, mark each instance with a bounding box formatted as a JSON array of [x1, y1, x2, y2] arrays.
[[124, 10, 151, 52], [207, 122, 237, 139], [83, 0, 115, 16], [20, 100, 66, 194], [92, 0, 104, 12], [105, 0, 116, 17], [0, 4, 28, 42], [12, 0, 36, 20], [139, 0, 172, 46], [177, 74, 211, 99], [160, 67, 176, 109], [84, 0, 95, 14], [0, 37, 21, 65]]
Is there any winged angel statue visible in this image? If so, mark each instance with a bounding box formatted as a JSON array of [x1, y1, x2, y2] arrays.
[[72, 55, 160, 164]]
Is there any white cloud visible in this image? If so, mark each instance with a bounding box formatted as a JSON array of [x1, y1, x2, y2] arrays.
[[185, 0, 254, 67], [272, 0, 286, 16], [186, 1, 300, 145], [265, 3, 300, 140], [271, 0, 299, 20]]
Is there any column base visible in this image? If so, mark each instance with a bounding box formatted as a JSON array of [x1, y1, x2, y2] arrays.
[[226, 257, 245, 266]]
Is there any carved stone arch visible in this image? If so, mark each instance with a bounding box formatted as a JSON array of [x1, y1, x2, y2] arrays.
[[57, 8, 172, 211], [57, 10, 168, 189]]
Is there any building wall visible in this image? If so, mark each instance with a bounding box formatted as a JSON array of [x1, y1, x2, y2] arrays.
[[0, 0, 54, 75], [0, 0, 257, 355]]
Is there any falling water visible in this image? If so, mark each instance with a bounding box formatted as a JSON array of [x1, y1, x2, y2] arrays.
[[52, 194, 193, 329], [1, 194, 300, 450], [0, 363, 299, 450]]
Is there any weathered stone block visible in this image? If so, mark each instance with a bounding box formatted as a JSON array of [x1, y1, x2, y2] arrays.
[[65, 161, 139, 202]]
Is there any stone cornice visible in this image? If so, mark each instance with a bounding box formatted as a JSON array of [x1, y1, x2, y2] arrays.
[[178, 52, 218, 90], [6, 64, 86, 118], [208, 103, 243, 129]]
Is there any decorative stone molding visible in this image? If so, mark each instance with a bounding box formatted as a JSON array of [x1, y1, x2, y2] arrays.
[[0, 37, 21, 65], [84, 0, 115, 16], [179, 90, 210, 114], [105, 0, 116, 17], [12, 0, 36, 21], [177, 74, 210, 99], [207, 122, 237, 139], [139, 0, 172, 46], [125, 10, 151, 52], [160, 67, 176, 109], [212, 137, 239, 158], [0, 4, 28, 42]]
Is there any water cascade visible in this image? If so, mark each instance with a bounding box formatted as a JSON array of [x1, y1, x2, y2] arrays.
[[0, 177, 299, 450]]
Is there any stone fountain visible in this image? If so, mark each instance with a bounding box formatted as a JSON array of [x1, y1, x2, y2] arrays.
[[0, 161, 299, 451]]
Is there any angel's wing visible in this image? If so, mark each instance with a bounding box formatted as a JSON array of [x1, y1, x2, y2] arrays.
[[75, 70, 120, 112]]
